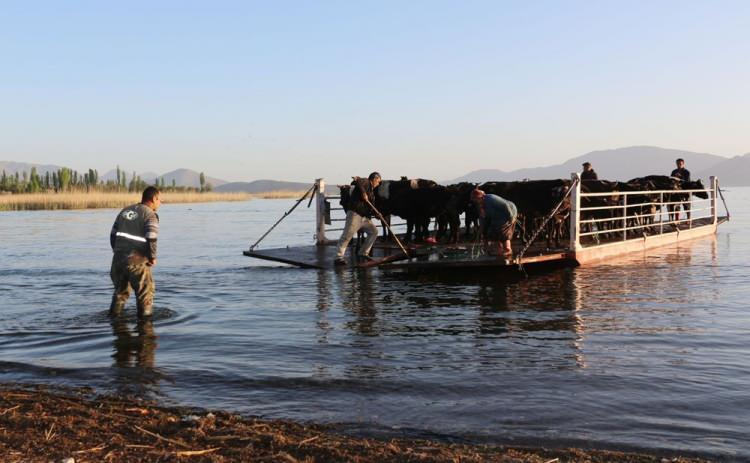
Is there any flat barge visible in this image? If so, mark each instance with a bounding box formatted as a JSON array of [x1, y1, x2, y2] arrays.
[[243, 175, 728, 271]]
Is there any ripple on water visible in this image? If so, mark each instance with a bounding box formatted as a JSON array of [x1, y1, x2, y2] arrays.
[[1, 198, 749, 460]]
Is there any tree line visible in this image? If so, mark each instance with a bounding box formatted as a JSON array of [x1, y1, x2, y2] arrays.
[[0, 166, 213, 194]]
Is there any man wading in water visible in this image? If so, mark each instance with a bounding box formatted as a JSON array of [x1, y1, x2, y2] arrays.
[[109, 186, 162, 318]]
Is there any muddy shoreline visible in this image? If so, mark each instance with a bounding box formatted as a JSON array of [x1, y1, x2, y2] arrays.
[[0, 383, 713, 462]]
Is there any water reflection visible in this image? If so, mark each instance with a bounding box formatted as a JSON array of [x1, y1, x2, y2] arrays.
[[111, 317, 157, 368], [337, 269, 379, 338], [323, 267, 589, 371]]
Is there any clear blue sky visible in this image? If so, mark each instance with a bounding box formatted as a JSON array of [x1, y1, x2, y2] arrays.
[[2, 1, 748, 183]]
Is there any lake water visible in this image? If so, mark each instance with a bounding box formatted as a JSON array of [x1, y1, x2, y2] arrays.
[[1, 188, 747, 460]]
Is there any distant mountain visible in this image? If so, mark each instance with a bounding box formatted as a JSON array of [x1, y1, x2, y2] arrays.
[[157, 168, 227, 188], [101, 169, 159, 184], [447, 146, 730, 183], [215, 179, 313, 193], [102, 168, 227, 188], [0, 161, 65, 176], [695, 153, 750, 187], [2, 161, 228, 188]]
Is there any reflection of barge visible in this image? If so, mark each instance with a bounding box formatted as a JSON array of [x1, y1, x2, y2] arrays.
[[243, 175, 729, 271]]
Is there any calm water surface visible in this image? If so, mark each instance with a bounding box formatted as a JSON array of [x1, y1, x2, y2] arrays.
[[1, 189, 748, 460]]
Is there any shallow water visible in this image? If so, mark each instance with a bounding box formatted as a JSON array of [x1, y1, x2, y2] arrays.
[[1, 188, 748, 460]]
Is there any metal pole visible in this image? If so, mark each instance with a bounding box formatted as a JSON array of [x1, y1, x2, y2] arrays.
[[315, 179, 327, 245], [568, 173, 581, 251], [710, 176, 717, 225], [659, 192, 664, 234]]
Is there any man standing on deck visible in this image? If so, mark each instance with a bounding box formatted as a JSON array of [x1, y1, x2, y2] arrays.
[[671, 158, 691, 181], [670, 158, 692, 220], [109, 186, 162, 318], [471, 188, 517, 258], [581, 162, 598, 180], [334, 172, 381, 266]]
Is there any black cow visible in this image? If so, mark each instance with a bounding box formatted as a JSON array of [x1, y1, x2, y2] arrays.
[[435, 182, 476, 243], [628, 175, 708, 225], [477, 179, 572, 248], [374, 177, 438, 242], [581, 179, 650, 241]]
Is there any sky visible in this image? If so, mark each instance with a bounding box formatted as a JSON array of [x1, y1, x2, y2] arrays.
[[2, 1, 749, 183]]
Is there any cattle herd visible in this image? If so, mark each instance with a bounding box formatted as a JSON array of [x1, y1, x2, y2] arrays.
[[337, 175, 709, 249]]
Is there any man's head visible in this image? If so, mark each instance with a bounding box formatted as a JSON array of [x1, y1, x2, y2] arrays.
[[368, 171, 382, 188], [676, 158, 685, 168], [471, 188, 486, 203], [142, 186, 162, 211], [582, 162, 592, 171]]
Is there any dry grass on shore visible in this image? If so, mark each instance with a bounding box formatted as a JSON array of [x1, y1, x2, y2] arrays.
[[0, 191, 256, 211], [252, 189, 311, 199], [0, 385, 712, 463]]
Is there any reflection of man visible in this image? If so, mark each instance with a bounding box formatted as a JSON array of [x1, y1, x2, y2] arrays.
[[111, 318, 156, 368], [334, 172, 381, 266], [109, 186, 161, 318], [471, 189, 517, 258]]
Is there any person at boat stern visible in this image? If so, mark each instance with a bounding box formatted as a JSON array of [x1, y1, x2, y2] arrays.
[[109, 186, 162, 318], [334, 172, 381, 266], [471, 188, 517, 258], [581, 161, 598, 180]]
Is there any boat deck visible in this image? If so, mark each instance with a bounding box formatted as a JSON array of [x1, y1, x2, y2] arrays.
[[243, 235, 572, 271], [243, 217, 727, 271]]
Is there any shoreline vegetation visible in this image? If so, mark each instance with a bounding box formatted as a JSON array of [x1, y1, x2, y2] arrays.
[[0, 190, 308, 211], [0, 385, 711, 463]]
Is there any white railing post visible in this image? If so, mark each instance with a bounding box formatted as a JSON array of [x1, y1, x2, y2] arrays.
[[659, 192, 664, 234], [710, 176, 717, 225], [315, 178, 327, 245], [622, 194, 628, 241], [569, 173, 581, 251]]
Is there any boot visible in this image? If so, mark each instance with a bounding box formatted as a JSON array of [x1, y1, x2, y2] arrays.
[[109, 297, 126, 317], [137, 304, 153, 319]]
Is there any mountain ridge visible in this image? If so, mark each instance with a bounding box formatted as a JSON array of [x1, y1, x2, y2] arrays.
[[3, 145, 748, 190], [445, 146, 729, 183]]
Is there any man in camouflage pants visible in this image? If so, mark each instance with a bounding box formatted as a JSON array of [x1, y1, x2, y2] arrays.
[[109, 186, 162, 318]]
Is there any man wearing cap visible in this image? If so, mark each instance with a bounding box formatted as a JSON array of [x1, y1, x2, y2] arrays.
[[109, 186, 162, 318], [471, 188, 517, 258], [334, 172, 381, 266], [581, 162, 598, 180]]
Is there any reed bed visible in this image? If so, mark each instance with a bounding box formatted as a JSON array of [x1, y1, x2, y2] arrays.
[[250, 189, 311, 199], [0, 191, 253, 211]]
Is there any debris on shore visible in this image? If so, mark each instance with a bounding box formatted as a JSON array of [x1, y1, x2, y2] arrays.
[[0, 385, 711, 462]]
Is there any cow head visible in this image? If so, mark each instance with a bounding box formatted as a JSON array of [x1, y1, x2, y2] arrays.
[[685, 179, 708, 199]]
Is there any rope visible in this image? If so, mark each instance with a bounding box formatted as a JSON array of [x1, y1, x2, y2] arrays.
[[717, 183, 731, 220], [248, 183, 318, 251], [516, 177, 580, 268]]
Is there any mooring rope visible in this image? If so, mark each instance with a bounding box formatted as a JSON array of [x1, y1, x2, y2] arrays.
[[248, 183, 318, 251], [515, 177, 580, 268], [717, 184, 731, 220]]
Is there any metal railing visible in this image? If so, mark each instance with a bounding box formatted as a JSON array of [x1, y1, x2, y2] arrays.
[[572, 176, 718, 247]]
